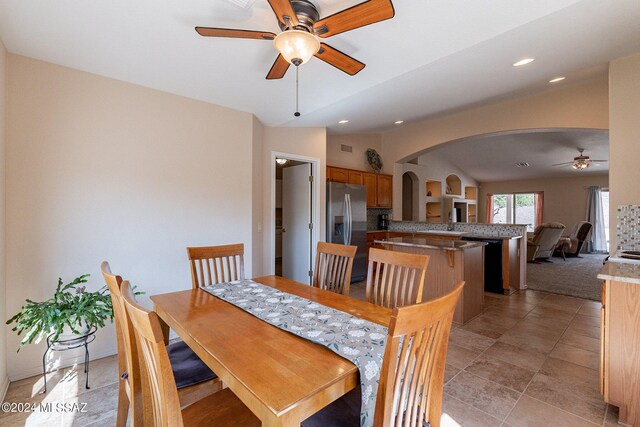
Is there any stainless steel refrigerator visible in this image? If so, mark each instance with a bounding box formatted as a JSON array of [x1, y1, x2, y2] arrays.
[[326, 182, 367, 282]]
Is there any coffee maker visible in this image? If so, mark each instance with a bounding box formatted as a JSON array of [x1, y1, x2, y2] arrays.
[[378, 214, 389, 230]]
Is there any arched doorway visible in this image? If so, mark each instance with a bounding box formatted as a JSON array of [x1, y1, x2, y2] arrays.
[[402, 171, 419, 221]]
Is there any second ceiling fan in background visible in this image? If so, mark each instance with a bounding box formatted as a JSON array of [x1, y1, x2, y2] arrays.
[[195, 0, 395, 79]]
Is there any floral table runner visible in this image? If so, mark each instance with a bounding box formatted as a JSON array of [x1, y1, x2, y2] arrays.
[[203, 279, 388, 427]]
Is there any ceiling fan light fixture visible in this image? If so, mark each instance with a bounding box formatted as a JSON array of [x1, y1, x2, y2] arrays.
[[572, 160, 590, 170], [273, 30, 320, 66]]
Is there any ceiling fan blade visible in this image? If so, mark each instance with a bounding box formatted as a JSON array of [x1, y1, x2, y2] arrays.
[[195, 27, 276, 40], [590, 159, 608, 162], [314, 43, 365, 76], [314, 0, 395, 38], [266, 54, 290, 80], [552, 161, 574, 166], [267, 0, 299, 27]]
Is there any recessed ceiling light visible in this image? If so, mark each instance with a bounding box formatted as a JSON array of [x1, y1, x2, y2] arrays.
[[394, 120, 404, 125], [338, 119, 349, 124], [513, 58, 535, 67], [549, 76, 566, 83]]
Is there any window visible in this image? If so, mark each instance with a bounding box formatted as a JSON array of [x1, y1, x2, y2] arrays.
[[489, 192, 541, 232]]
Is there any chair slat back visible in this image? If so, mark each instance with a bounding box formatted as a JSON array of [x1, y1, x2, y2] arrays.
[[121, 281, 184, 427], [100, 261, 143, 426], [366, 248, 429, 309], [187, 244, 245, 288], [375, 282, 464, 427], [313, 242, 357, 295]]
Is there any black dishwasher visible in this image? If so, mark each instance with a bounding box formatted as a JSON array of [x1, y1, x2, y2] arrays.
[[461, 237, 504, 294]]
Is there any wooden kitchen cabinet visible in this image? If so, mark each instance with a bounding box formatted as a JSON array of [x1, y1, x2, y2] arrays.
[[600, 276, 640, 426], [327, 166, 348, 183], [376, 174, 392, 208], [327, 166, 393, 208], [348, 170, 363, 185], [363, 173, 378, 207]]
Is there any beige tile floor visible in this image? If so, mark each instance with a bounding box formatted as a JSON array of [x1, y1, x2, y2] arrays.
[[1, 285, 620, 426]]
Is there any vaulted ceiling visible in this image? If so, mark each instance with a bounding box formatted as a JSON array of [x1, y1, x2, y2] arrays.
[[0, 0, 638, 134]]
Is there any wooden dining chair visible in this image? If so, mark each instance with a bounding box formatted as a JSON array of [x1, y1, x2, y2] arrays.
[[303, 281, 465, 427], [187, 244, 245, 288], [312, 242, 357, 296], [366, 247, 430, 309], [120, 280, 260, 427], [101, 262, 221, 426]]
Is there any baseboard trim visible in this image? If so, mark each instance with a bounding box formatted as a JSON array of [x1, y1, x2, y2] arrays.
[[0, 375, 10, 402], [8, 349, 118, 383]]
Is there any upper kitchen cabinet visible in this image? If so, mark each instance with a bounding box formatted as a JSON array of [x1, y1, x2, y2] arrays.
[[327, 166, 348, 183], [363, 172, 392, 208], [363, 173, 377, 207], [348, 170, 364, 185], [376, 174, 392, 208], [328, 166, 392, 208]]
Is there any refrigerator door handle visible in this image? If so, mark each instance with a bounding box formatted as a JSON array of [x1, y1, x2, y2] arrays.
[[345, 194, 352, 245], [342, 193, 349, 245]]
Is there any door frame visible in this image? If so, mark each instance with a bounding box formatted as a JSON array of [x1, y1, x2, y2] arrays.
[[269, 151, 321, 278]]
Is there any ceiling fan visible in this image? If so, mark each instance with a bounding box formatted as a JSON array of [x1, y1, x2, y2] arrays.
[[195, 0, 395, 80], [552, 148, 608, 170]]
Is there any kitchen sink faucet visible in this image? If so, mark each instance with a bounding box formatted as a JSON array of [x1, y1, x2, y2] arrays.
[[447, 212, 455, 231]]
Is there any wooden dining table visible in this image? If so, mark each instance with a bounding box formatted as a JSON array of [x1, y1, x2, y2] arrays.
[[150, 275, 392, 427]]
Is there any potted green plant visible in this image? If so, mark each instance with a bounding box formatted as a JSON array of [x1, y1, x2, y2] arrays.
[[6, 274, 114, 351]]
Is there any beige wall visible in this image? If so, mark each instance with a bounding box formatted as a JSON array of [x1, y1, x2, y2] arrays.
[[251, 117, 264, 276], [380, 79, 609, 220], [260, 127, 326, 275], [479, 174, 609, 229], [609, 53, 640, 251], [326, 133, 383, 173], [0, 39, 7, 397], [6, 55, 256, 380]]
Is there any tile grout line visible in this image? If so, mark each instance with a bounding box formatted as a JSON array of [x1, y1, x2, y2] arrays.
[[498, 293, 580, 424], [451, 290, 550, 424], [506, 296, 607, 426], [443, 391, 504, 425]]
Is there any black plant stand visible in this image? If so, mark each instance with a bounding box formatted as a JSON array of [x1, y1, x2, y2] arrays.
[[41, 325, 97, 393]]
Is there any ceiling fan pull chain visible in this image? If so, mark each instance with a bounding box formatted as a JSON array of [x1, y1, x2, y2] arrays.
[[294, 66, 301, 117]]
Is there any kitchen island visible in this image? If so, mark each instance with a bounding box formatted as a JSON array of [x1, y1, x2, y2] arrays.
[[375, 236, 485, 324]]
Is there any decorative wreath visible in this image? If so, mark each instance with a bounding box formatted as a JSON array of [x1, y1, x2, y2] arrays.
[[366, 148, 382, 173]]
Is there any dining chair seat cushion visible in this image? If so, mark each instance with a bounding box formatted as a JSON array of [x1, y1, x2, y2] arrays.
[[301, 386, 360, 427], [167, 340, 217, 388], [301, 384, 431, 427]]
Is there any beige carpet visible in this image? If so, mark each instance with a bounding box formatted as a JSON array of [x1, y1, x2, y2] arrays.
[[526, 253, 608, 301]]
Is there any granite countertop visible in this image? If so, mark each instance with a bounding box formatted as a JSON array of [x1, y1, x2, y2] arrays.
[[462, 233, 522, 240], [369, 229, 522, 239], [374, 236, 486, 251], [413, 231, 521, 240], [598, 260, 640, 285]]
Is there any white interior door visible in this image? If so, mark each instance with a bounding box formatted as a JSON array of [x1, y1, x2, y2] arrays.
[[282, 163, 312, 284]]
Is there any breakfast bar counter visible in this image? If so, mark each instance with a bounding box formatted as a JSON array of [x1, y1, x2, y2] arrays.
[[375, 236, 485, 324]]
